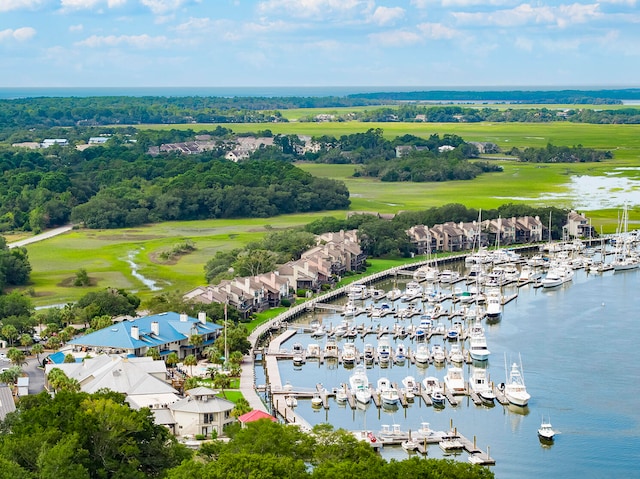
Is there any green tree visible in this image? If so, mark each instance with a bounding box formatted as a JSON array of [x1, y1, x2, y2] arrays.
[[183, 354, 197, 377], [1, 324, 19, 346], [19, 333, 33, 350], [230, 397, 251, 418], [212, 373, 231, 398], [31, 343, 45, 363], [74, 268, 91, 286], [6, 347, 26, 366], [146, 348, 160, 360], [36, 433, 91, 479], [165, 351, 179, 368], [232, 249, 278, 277]]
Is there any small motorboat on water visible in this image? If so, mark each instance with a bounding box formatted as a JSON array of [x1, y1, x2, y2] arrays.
[[538, 417, 557, 442]]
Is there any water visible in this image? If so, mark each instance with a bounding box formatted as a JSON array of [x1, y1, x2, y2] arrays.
[[258, 264, 640, 478], [126, 250, 162, 291]]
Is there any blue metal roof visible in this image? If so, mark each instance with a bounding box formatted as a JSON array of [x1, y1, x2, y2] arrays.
[[68, 312, 221, 350]]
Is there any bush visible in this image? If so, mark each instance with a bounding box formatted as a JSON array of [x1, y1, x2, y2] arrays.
[[280, 298, 291, 307], [296, 289, 308, 297], [195, 434, 206, 440]]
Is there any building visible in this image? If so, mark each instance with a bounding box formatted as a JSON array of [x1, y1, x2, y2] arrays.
[[0, 386, 15, 420], [237, 409, 277, 427], [564, 210, 595, 239], [64, 312, 221, 360], [41, 138, 69, 148], [168, 386, 235, 438]]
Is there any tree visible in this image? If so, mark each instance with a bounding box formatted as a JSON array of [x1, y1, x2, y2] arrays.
[[6, 347, 26, 367], [232, 249, 278, 277], [74, 268, 91, 286], [1, 324, 19, 346], [165, 351, 179, 368], [212, 373, 231, 398], [64, 353, 76, 363], [31, 343, 45, 362], [230, 397, 251, 418], [19, 333, 33, 350], [183, 354, 197, 377], [146, 348, 160, 360]]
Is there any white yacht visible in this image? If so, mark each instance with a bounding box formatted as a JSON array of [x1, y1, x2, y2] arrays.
[[448, 343, 464, 364], [377, 337, 391, 364], [414, 344, 431, 364], [349, 365, 372, 404], [393, 343, 407, 365], [468, 322, 491, 361], [305, 343, 320, 359], [484, 288, 502, 321], [503, 356, 531, 406], [401, 376, 418, 401], [422, 376, 443, 395], [431, 344, 446, 364], [444, 366, 466, 394], [469, 367, 495, 402], [538, 417, 557, 441], [401, 281, 423, 302], [342, 342, 357, 365], [541, 264, 574, 288], [376, 377, 400, 406], [323, 338, 339, 359]]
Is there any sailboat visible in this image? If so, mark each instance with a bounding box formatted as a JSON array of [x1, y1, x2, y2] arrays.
[[611, 203, 639, 271]]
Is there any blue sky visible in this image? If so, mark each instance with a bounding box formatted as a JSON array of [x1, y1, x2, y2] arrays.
[[1, 0, 639, 88]]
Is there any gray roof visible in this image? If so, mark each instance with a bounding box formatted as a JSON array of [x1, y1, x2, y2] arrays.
[[169, 394, 235, 414], [0, 386, 16, 420]]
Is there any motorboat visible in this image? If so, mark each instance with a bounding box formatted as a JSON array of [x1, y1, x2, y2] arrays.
[[285, 395, 297, 407], [401, 376, 418, 401], [393, 343, 407, 365], [401, 437, 419, 452], [311, 393, 323, 408], [469, 367, 495, 402], [446, 322, 463, 341], [503, 355, 531, 406], [448, 343, 464, 364], [323, 338, 339, 359], [377, 337, 391, 364], [310, 325, 326, 338], [363, 343, 375, 364], [370, 288, 387, 301], [468, 322, 491, 361], [349, 365, 372, 404], [414, 344, 430, 364], [401, 281, 423, 302], [541, 264, 574, 288], [292, 342, 304, 365], [439, 269, 460, 284], [347, 284, 368, 300], [376, 377, 400, 406], [484, 288, 502, 321], [387, 286, 403, 302], [342, 342, 357, 365], [413, 264, 439, 282], [335, 385, 348, 404], [538, 417, 557, 442], [305, 343, 320, 359], [431, 390, 446, 407], [431, 344, 446, 364], [422, 376, 443, 395], [444, 366, 466, 394]]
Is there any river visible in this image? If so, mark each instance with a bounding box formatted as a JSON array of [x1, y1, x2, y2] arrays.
[[256, 259, 640, 479]]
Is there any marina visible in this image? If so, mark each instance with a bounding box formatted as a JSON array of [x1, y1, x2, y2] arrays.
[[251, 244, 640, 478]]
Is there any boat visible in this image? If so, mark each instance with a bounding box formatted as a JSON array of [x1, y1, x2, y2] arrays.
[[439, 269, 460, 284], [413, 264, 439, 282], [387, 284, 403, 301], [503, 354, 531, 406], [446, 322, 462, 341], [538, 417, 557, 441], [347, 284, 368, 300], [284, 395, 297, 407], [401, 376, 418, 401], [305, 343, 320, 359], [431, 344, 446, 364], [370, 288, 387, 301], [484, 288, 502, 320], [422, 376, 443, 395], [469, 367, 495, 402], [310, 324, 326, 338], [311, 393, 323, 408], [444, 366, 466, 394], [292, 342, 304, 365], [468, 322, 491, 361], [342, 341, 357, 365], [376, 377, 400, 406], [401, 281, 423, 302], [541, 264, 574, 288], [377, 337, 391, 364], [335, 385, 348, 404], [401, 429, 419, 452], [323, 338, 339, 359], [414, 344, 430, 364], [363, 343, 375, 364], [430, 390, 446, 406], [448, 343, 464, 364], [349, 365, 372, 404], [393, 343, 407, 365]]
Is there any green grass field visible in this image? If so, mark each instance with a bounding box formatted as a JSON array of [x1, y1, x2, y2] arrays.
[[15, 119, 640, 307]]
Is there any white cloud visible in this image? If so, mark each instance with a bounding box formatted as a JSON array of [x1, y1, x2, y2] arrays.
[[257, 0, 374, 20], [75, 33, 170, 48], [140, 0, 193, 14], [69, 24, 84, 32], [599, 0, 636, 5], [370, 6, 405, 25], [452, 3, 601, 28], [413, 0, 513, 6], [514, 36, 534, 51], [0, 27, 37, 42], [369, 29, 423, 46], [174, 17, 211, 33], [417, 22, 458, 39], [0, 0, 45, 12], [60, 0, 102, 9]]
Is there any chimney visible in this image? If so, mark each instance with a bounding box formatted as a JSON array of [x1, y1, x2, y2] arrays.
[[180, 313, 188, 322], [198, 311, 207, 324], [151, 321, 159, 336], [131, 325, 139, 340]]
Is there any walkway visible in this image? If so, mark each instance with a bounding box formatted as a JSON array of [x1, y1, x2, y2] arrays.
[[8, 224, 73, 249]]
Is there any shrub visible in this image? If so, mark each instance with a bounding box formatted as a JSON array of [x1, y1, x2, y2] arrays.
[[280, 298, 291, 307]]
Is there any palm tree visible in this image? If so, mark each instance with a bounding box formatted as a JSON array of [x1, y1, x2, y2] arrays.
[[183, 354, 198, 377], [31, 343, 45, 363], [203, 345, 222, 365], [7, 347, 26, 367], [188, 333, 204, 357], [19, 334, 33, 351], [146, 348, 160, 360], [212, 372, 231, 398], [165, 351, 179, 369]]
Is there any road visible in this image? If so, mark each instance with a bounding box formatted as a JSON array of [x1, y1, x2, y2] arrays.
[[8, 224, 74, 248]]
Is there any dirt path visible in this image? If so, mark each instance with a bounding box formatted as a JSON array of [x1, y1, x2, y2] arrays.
[[8, 224, 74, 248]]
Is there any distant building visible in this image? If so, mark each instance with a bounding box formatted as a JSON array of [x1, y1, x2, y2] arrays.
[[41, 139, 69, 148], [0, 386, 16, 420]]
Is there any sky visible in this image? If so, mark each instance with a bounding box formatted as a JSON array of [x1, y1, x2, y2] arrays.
[[1, 0, 639, 88]]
